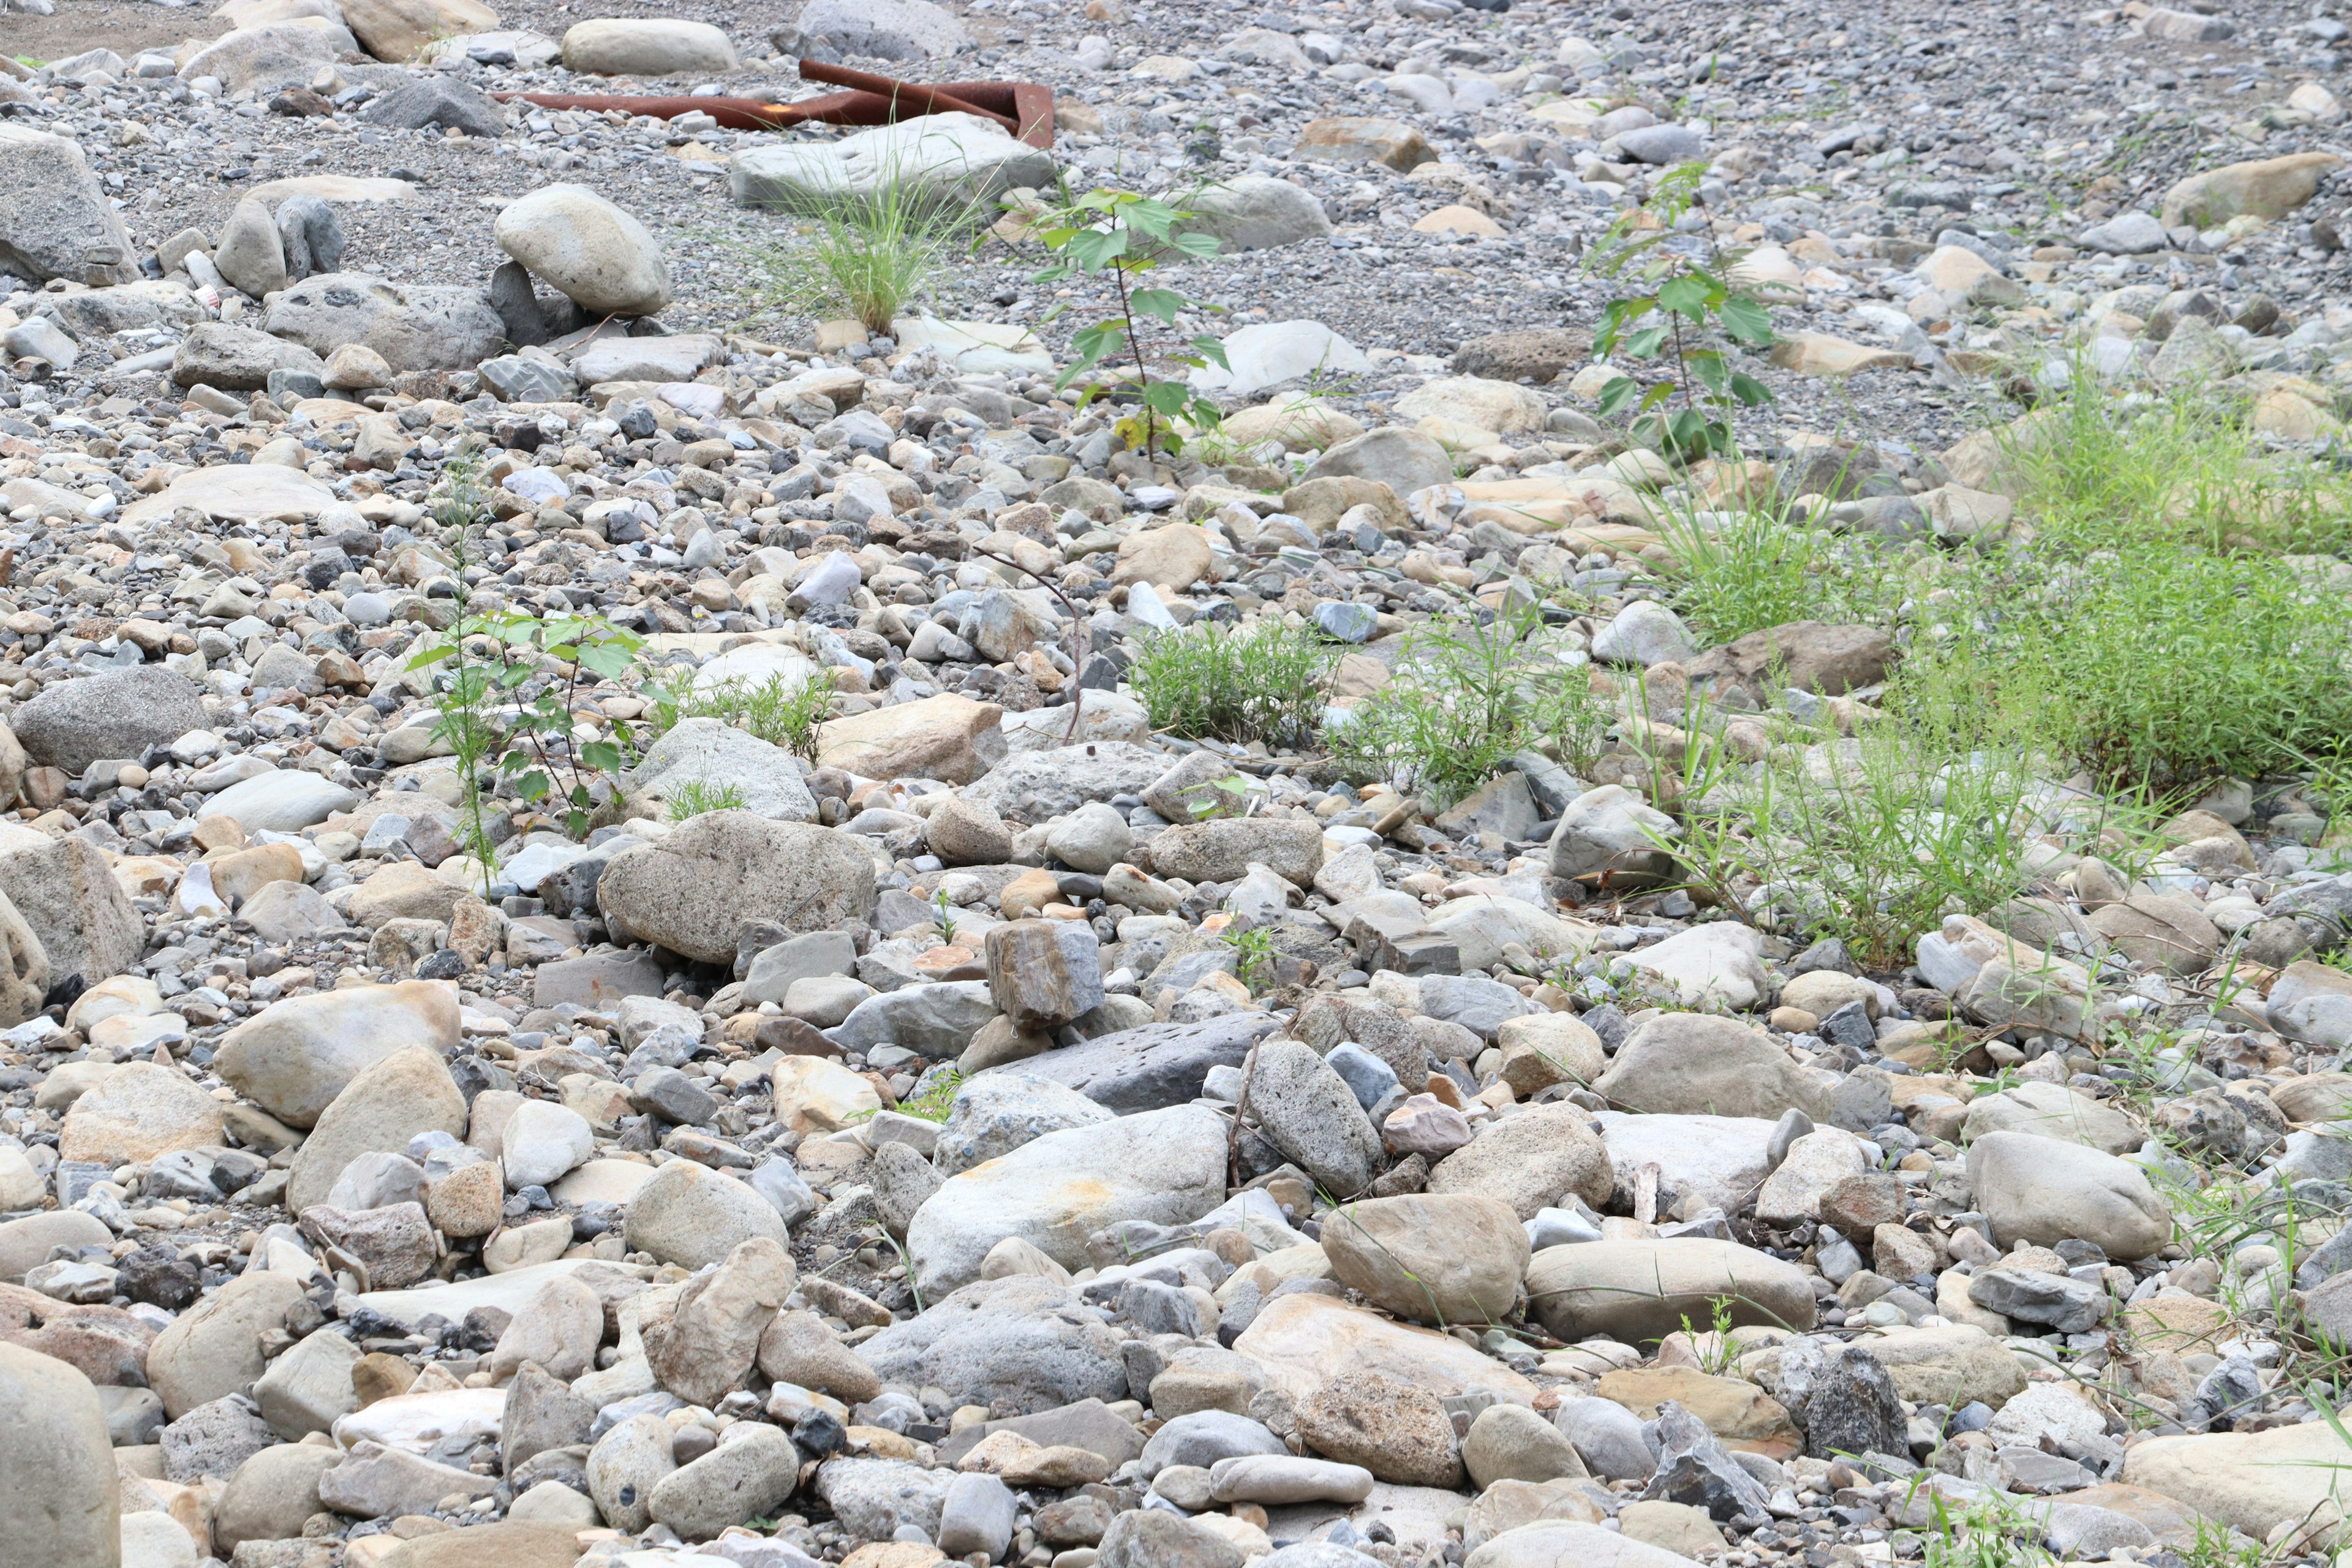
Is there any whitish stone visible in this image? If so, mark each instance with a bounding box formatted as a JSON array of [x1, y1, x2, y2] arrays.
[[495, 184, 671, 317], [906, 1103, 1228, 1298]]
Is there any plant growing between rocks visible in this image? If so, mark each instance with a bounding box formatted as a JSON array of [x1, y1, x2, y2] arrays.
[[1333, 598, 1607, 807], [1126, 619, 1338, 750], [665, 779, 747, 820], [410, 496, 646, 845], [1588, 161, 1778, 461], [743, 166, 992, 339], [652, 671, 837, 761], [1026, 182, 1231, 459]]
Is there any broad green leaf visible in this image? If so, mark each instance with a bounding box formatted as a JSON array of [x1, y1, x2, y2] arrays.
[[1719, 295, 1776, 346], [1131, 288, 1185, 324], [1657, 274, 1711, 320]]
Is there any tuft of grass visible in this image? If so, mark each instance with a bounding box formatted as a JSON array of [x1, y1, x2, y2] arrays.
[[1642, 628, 2163, 969], [1128, 618, 1339, 750], [891, 1068, 965, 1124], [1332, 600, 1608, 807], [2004, 363, 2352, 558], [1653, 505, 1834, 644], [654, 674, 838, 761], [666, 779, 747, 820], [2015, 546, 2352, 791], [744, 165, 993, 339]]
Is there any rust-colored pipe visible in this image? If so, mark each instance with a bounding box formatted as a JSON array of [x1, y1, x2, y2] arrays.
[[794, 59, 1016, 134], [492, 78, 1055, 148], [492, 92, 801, 129]]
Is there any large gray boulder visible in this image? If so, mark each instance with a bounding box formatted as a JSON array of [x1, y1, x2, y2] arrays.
[[596, 812, 876, 965], [285, 1047, 468, 1214], [733, 115, 1054, 212], [172, 322, 328, 391], [1592, 1013, 1831, 1122], [216, 981, 462, 1129], [1967, 1131, 2172, 1259], [1182, 176, 1334, 252], [1523, 1239, 1816, 1343], [622, 1157, 788, 1269], [0, 126, 140, 286], [12, 665, 206, 775], [0, 1341, 119, 1566], [793, 0, 968, 58], [858, 1275, 1128, 1412], [494, 183, 672, 317], [1303, 427, 1455, 496], [0, 835, 144, 991], [261, 273, 507, 372], [932, 1072, 1114, 1177], [972, 1014, 1281, 1112]]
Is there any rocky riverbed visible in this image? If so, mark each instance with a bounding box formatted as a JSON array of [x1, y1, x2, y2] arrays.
[[9, 3, 2352, 1568]]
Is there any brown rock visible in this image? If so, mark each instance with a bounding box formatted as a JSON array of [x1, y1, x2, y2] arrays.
[[1596, 1366, 1801, 1458], [1683, 620, 1894, 702], [1294, 1370, 1464, 1487]]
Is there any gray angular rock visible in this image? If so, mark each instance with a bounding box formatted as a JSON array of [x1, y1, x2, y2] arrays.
[[172, 320, 326, 390], [986, 918, 1104, 1029], [832, 980, 998, 1058], [0, 125, 140, 286], [732, 114, 1052, 211], [598, 812, 877, 965], [12, 665, 206, 775], [971, 1013, 1280, 1112], [502, 1359, 597, 1471], [858, 1275, 1128, 1412], [1555, 1393, 1656, 1480], [932, 1072, 1115, 1177], [1644, 1401, 1770, 1521], [363, 76, 507, 138], [1097, 1509, 1244, 1568], [216, 1443, 341, 1552], [162, 1393, 276, 1482], [1246, 1038, 1383, 1196], [261, 272, 507, 372], [1968, 1267, 2110, 1333], [1800, 1345, 1906, 1459], [275, 193, 345, 281], [815, 1457, 952, 1540]]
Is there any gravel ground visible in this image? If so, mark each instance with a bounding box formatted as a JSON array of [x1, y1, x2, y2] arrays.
[[5, 2, 2352, 1568]]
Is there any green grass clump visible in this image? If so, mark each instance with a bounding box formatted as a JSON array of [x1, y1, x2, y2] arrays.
[[1332, 602, 1608, 808], [745, 168, 992, 339], [2001, 367, 2352, 557], [665, 779, 748, 820], [654, 674, 838, 761], [1128, 618, 1339, 750], [2018, 546, 2352, 790]]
